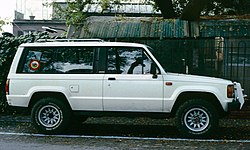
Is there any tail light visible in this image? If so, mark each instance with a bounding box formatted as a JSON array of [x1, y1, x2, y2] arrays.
[[227, 85, 234, 98], [5, 79, 9, 95]]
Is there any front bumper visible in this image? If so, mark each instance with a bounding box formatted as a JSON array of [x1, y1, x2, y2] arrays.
[[228, 82, 246, 111], [228, 100, 241, 111]]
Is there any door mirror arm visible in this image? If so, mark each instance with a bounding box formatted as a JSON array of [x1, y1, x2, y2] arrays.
[[150, 63, 158, 79], [152, 74, 158, 79]]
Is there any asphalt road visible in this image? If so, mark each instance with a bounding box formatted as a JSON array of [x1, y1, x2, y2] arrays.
[[1, 115, 250, 149], [1, 133, 250, 150]]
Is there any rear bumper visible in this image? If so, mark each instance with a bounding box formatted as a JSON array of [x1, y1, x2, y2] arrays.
[[6, 95, 30, 107]]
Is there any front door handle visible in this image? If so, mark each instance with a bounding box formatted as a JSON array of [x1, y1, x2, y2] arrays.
[[108, 77, 116, 80]]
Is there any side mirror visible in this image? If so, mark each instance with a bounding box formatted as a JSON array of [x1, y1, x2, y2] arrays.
[[150, 63, 157, 74], [150, 63, 158, 79]]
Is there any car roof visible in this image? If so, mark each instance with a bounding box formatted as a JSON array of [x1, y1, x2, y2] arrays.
[[19, 41, 146, 48]]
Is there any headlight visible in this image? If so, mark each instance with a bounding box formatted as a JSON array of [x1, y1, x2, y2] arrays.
[[227, 85, 234, 98]]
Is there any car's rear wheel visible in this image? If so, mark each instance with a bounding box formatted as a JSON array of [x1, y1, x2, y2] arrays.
[[176, 99, 218, 138], [31, 97, 71, 134]]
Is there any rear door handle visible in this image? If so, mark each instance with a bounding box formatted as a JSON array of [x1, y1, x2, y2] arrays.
[[108, 77, 116, 80]]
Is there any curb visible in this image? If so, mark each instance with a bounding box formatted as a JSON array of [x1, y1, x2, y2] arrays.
[[0, 115, 31, 123]]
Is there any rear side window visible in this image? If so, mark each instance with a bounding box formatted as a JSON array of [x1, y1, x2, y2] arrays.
[[18, 47, 95, 74]]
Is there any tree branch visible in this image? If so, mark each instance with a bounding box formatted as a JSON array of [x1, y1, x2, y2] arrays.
[[154, 0, 176, 19], [180, 0, 209, 21]]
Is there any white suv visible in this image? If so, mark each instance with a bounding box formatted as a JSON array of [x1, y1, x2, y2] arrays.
[[6, 39, 245, 137]]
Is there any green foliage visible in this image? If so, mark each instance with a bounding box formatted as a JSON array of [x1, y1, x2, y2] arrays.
[[0, 32, 52, 114], [172, 0, 189, 16], [52, 0, 93, 27], [0, 19, 6, 32], [173, 0, 250, 16], [51, 0, 126, 27], [100, 0, 110, 11], [51, 0, 250, 26], [216, 0, 250, 15]]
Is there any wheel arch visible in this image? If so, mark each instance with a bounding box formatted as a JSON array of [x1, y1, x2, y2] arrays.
[[28, 92, 72, 111], [171, 92, 226, 117]]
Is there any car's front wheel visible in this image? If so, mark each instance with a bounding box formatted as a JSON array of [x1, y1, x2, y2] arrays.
[[31, 97, 71, 134], [176, 99, 218, 138]]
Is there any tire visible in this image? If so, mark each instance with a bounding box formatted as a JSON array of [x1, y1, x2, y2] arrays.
[[31, 97, 71, 134], [176, 99, 218, 138]]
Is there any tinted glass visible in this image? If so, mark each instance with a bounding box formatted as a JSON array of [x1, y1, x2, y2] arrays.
[[19, 47, 95, 74], [107, 47, 154, 74]]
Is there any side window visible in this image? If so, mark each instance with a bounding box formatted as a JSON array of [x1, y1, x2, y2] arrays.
[[19, 47, 95, 74], [55, 47, 94, 74], [106, 47, 156, 74]]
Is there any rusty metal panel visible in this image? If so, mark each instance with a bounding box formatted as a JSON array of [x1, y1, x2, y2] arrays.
[[73, 17, 190, 39], [200, 20, 250, 37]]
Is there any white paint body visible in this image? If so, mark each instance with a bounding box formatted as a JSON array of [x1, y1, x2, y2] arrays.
[[6, 41, 245, 113]]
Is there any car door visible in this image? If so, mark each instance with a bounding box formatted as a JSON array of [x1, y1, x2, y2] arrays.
[[103, 47, 164, 112]]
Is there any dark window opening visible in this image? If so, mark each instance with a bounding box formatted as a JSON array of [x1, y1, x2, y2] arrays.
[[18, 47, 95, 74], [106, 47, 157, 74]]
